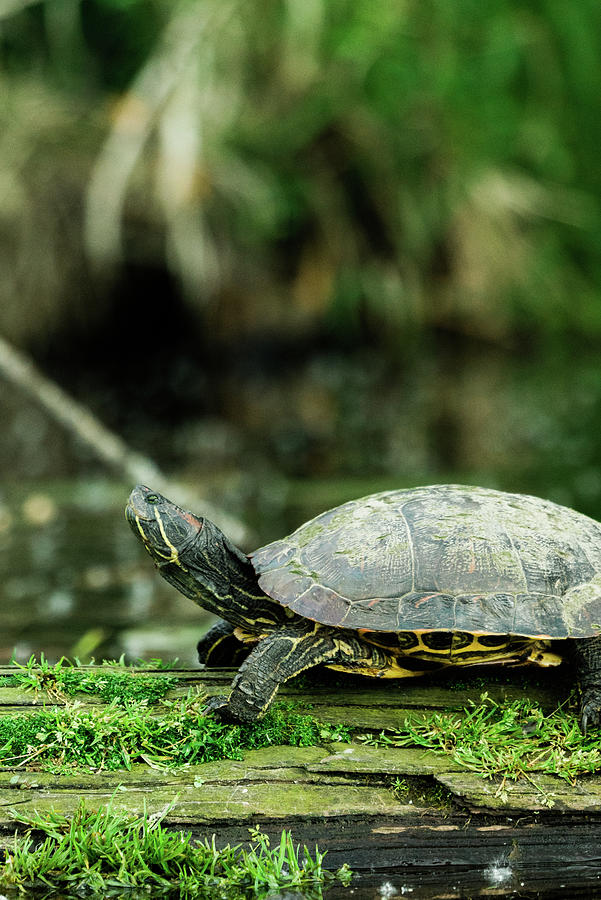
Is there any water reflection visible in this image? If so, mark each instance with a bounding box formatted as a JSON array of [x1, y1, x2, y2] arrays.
[[322, 868, 601, 899]]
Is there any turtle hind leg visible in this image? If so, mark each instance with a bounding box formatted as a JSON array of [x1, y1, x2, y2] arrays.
[[571, 637, 601, 733], [205, 625, 390, 723], [197, 620, 252, 667]]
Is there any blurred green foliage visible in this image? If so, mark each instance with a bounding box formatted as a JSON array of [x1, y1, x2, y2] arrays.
[[2, 0, 601, 345]]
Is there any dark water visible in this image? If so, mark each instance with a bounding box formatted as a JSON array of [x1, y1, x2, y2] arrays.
[[325, 869, 601, 899]]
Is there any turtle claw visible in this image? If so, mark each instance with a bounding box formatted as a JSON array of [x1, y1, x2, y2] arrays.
[[203, 695, 227, 715], [203, 695, 239, 723], [579, 690, 601, 734]]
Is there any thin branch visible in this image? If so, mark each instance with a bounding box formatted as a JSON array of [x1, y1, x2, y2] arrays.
[[0, 334, 251, 546]]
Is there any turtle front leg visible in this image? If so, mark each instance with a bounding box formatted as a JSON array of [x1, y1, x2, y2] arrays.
[[571, 637, 601, 733], [205, 625, 390, 723]]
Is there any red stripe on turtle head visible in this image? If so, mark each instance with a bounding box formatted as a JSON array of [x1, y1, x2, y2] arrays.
[[181, 509, 204, 530]]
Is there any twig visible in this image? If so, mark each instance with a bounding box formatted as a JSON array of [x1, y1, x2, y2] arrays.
[[0, 334, 250, 545]]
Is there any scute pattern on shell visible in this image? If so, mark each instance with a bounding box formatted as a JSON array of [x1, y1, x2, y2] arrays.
[[250, 485, 601, 638]]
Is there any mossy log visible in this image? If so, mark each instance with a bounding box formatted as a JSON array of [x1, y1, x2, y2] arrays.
[[0, 665, 600, 895]]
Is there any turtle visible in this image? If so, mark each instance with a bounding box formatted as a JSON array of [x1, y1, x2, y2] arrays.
[[125, 483, 601, 729]]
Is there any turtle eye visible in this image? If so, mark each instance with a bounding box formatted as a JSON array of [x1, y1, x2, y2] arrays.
[[146, 493, 160, 504]]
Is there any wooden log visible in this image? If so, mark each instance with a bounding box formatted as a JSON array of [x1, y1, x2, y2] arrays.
[[0, 664, 598, 894]]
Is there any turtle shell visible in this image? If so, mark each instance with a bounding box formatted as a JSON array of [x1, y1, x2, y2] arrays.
[[250, 485, 601, 639]]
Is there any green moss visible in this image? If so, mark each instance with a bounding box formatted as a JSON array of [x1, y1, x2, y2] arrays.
[[58, 670, 178, 704], [0, 692, 351, 773], [9, 656, 178, 705], [363, 692, 601, 784], [390, 775, 454, 811]]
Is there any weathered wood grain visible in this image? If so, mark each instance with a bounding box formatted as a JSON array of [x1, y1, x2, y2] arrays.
[[0, 663, 598, 891]]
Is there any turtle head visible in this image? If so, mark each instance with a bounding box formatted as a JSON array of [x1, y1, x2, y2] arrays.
[[126, 485, 276, 628], [126, 485, 204, 567]]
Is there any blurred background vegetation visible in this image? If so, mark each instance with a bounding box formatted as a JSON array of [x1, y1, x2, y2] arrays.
[[1, 0, 601, 661]]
